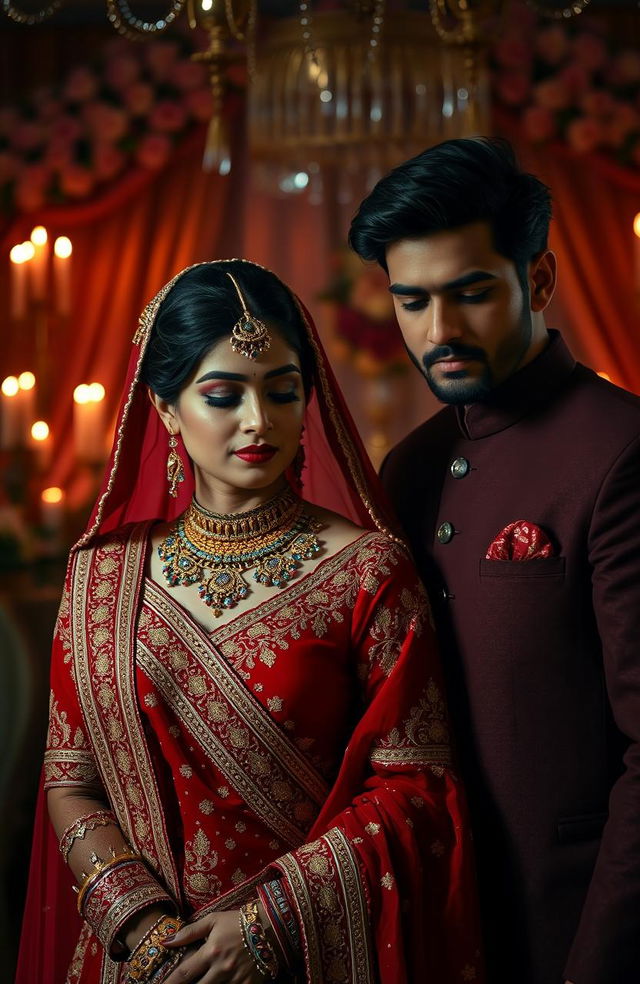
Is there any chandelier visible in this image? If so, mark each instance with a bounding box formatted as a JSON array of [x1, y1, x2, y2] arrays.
[[2, 0, 592, 188]]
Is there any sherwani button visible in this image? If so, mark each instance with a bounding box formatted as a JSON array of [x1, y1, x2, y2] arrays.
[[450, 457, 470, 479], [437, 521, 454, 544]]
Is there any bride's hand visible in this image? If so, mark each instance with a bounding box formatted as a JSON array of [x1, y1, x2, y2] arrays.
[[162, 910, 262, 984]]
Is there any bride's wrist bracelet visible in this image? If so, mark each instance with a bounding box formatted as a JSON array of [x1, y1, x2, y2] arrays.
[[257, 880, 301, 973], [125, 914, 185, 984], [240, 898, 280, 980]]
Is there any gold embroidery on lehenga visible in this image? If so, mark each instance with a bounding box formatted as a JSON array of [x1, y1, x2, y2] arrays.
[[44, 693, 101, 788], [71, 528, 180, 899], [139, 582, 330, 846], [184, 827, 222, 903], [278, 827, 374, 984], [370, 678, 453, 769]]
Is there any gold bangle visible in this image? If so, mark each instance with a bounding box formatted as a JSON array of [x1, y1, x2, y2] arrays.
[[76, 849, 140, 915]]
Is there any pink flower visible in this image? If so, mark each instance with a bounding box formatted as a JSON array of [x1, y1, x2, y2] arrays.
[[559, 63, 590, 98], [10, 120, 45, 151], [566, 115, 605, 153], [44, 137, 75, 171], [0, 150, 19, 183], [494, 72, 531, 107], [603, 103, 640, 147], [92, 141, 126, 181], [135, 132, 171, 169], [579, 89, 616, 118], [535, 25, 569, 66], [184, 87, 214, 122], [534, 77, 571, 111], [148, 100, 187, 133], [145, 41, 180, 81], [493, 36, 533, 71], [82, 102, 129, 142], [64, 66, 99, 103], [571, 33, 608, 73], [521, 105, 557, 143], [122, 81, 155, 117], [105, 55, 140, 91], [51, 114, 84, 143], [168, 59, 208, 92], [60, 164, 95, 198], [608, 50, 640, 86]]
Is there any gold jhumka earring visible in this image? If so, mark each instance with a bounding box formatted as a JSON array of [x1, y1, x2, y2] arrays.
[[226, 272, 271, 360], [166, 432, 185, 498]]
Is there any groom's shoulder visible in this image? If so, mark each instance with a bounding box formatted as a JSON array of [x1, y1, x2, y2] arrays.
[[381, 406, 457, 485]]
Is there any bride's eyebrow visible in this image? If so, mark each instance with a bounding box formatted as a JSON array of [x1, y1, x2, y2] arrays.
[[195, 364, 301, 384]]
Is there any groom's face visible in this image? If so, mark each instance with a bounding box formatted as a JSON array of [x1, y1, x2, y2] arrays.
[[386, 222, 539, 405]]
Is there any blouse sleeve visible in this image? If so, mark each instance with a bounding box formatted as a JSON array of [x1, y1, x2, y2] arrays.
[[272, 536, 484, 984], [44, 570, 103, 793]]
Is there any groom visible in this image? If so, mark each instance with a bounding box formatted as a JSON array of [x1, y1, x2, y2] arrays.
[[349, 137, 640, 984]]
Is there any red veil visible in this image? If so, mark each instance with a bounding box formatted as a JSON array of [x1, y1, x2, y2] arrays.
[[16, 261, 483, 983]]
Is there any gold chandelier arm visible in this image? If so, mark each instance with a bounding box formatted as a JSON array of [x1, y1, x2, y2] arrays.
[[2, 0, 65, 25], [524, 0, 590, 18], [105, 0, 188, 39], [224, 0, 250, 42]]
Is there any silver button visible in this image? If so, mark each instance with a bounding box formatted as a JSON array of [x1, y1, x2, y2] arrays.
[[437, 521, 454, 544], [450, 457, 470, 479]]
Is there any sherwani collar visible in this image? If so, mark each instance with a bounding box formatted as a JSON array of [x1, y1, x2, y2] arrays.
[[455, 330, 576, 440]]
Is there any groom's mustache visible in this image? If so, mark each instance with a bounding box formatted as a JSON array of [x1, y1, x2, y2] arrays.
[[423, 343, 488, 371]]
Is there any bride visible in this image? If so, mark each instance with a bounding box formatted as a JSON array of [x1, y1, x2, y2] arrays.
[[16, 260, 483, 984]]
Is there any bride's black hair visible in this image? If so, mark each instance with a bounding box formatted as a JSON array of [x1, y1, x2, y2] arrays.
[[141, 261, 315, 404]]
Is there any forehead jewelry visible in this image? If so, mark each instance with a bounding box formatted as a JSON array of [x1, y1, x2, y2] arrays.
[[226, 271, 271, 360]]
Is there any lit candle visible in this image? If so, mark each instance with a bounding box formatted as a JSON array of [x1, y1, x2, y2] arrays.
[[634, 212, 640, 289], [18, 370, 36, 443], [54, 236, 72, 316], [40, 486, 65, 538], [9, 241, 34, 320], [1, 375, 20, 449], [30, 225, 49, 301], [73, 382, 106, 463], [30, 419, 51, 470]]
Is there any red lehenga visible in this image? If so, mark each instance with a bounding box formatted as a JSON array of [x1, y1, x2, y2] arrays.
[[16, 262, 484, 984]]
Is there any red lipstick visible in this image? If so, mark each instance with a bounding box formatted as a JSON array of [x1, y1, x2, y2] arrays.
[[234, 444, 277, 463]]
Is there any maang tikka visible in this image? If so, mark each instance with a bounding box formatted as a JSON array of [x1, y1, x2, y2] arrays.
[[226, 272, 271, 360]]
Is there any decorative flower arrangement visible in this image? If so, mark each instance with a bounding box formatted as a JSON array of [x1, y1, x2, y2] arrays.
[[0, 33, 216, 214], [491, 4, 640, 167], [320, 251, 408, 376]]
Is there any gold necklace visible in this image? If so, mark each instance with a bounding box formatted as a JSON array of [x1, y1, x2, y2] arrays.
[[158, 486, 323, 616]]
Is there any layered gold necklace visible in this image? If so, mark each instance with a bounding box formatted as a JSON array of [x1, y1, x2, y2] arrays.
[[158, 486, 323, 616]]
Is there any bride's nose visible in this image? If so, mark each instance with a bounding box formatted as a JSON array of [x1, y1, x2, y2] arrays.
[[239, 392, 273, 435]]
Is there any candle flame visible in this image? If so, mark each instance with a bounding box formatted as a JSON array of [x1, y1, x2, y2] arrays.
[[9, 242, 35, 264], [32, 420, 50, 441], [73, 384, 91, 404], [31, 226, 48, 247], [18, 371, 36, 391], [1, 376, 19, 397], [88, 382, 105, 402], [54, 236, 72, 259], [42, 486, 64, 504]]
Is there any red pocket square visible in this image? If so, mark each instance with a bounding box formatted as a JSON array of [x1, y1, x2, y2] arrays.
[[486, 520, 554, 561]]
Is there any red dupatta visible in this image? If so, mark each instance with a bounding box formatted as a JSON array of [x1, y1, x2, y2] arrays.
[[16, 260, 483, 984]]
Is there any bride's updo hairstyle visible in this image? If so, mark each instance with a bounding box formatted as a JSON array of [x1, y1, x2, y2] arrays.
[[141, 261, 316, 405]]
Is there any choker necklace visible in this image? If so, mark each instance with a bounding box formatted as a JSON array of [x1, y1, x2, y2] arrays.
[[158, 486, 323, 616]]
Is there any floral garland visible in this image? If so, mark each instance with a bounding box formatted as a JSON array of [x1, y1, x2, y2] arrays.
[[491, 4, 640, 167], [0, 32, 217, 214]]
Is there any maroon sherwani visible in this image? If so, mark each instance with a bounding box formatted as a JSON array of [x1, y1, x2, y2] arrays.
[[381, 331, 640, 984]]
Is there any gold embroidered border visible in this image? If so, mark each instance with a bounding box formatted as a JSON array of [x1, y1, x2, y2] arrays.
[[138, 592, 328, 846], [277, 828, 374, 984], [70, 527, 180, 900], [370, 746, 453, 766]]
